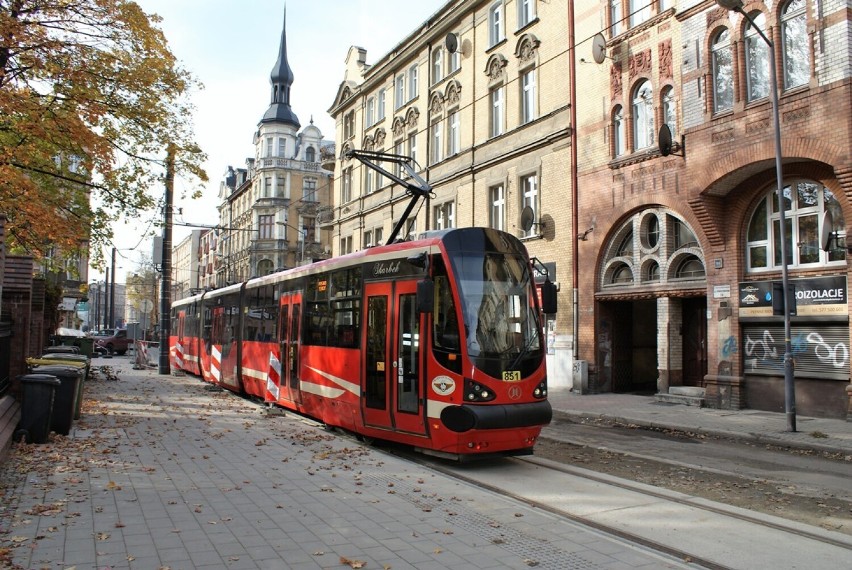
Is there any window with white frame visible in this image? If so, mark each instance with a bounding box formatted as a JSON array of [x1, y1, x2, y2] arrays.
[[629, 0, 651, 28], [343, 111, 355, 140], [433, 201, 455, 230], [340, 235, 353, 255], [395, 73, 405, 110], [490, 85, 504, 137], [305, 146, 315, 162], [364, 167, 374, 194], [610, 1, 622, 36], [430, 119, 442, 164], [489, 184, 505, 231], [518, 0, 535, 28], [489, 1, 504, 47], [366, 97, 375, 126], [408, 64, 418, 100], [613, 105, 625, 157], [632, 80, 654, 150], [447, 110, 460, 156], [342, 167, 352, 203], [449, 46, 460, 73], [258, 215, 274, 239], [265, 137, 273, 158], [746, 180, 847, 271], [408, 131, 417, 167], [406, 218, 417, 240], [378, 88, 386, 120], [712, 29, 733, 113], [662, 86, 677, 139], [364, 229, 373, 248], [303, 217, 316, 243], [520, 174, 538, 238], [660, 0, 673, 10], [432, 49, 443, 84], [521, 68, 536, 124], [278, 137, 286, 157], [745, 11, 769, 102], [264, 176, 272, 198], [782, 0, 809, 90], [393, 139, 404, 178], [375, 227, 383, 245], [276, 174, 285, 198]]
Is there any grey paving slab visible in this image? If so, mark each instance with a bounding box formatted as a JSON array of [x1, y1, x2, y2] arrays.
[[1, 358, 707, 569]]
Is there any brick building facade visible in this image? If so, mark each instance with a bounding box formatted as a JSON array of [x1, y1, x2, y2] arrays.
[[329, 0, 851, 418]]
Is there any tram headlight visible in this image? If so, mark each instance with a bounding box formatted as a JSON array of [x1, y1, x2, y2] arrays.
[[463, 378, 496, 402], [533, 378, 547, 399]]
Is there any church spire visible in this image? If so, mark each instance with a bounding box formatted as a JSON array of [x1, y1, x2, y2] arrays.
[[261, 7, 300, 128]]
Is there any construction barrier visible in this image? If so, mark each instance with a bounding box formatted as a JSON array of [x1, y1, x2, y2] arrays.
[[134, 340, 160, 369]]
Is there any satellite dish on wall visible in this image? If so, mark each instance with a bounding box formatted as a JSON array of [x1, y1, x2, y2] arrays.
[[821, 209, 835, 252], [658, 124, 685, 157], [445, 33, 459, 53], [592, 33, 608, 64], [520, 206, 536, 232]]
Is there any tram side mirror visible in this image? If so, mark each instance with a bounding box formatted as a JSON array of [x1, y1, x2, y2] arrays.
[[416, 279, 435, 314], [541, 279, 558, 314]]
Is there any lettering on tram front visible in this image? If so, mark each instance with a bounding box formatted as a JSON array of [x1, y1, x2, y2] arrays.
[[502, 371, 521, 382]]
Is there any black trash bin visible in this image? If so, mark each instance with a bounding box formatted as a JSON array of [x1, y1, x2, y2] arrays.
[[43, 346, 79, 355], [15, 374, 61, 444], [36, 355, 89, 420], [29, 365, 82, 436]]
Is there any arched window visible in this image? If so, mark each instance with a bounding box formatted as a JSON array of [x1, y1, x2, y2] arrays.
[[305, 146, 315, 162], [675, 255, 705, 280], [745, 11, 769, 102], [632, 80, 654, 150], [602, 209, 705, 290], [782, 0, 809, 90], [613, 105, 625, 157], [747, 180, 847, 271], [662, 86, 677, 139], [257, 259, 274, 277], [712, 29, 733, 113]]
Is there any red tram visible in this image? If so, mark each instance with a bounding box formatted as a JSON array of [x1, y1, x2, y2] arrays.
[[170, 227, 555, 459]]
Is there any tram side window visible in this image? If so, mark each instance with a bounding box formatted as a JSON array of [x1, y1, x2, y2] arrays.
[[202, 306, 212, 341], [244, 285, 278, 341], [432, 261, 462, 373], [303, 269, 363, 348]]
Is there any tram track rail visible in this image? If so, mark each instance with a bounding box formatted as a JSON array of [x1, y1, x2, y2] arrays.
[[388, 446, 852, 570]]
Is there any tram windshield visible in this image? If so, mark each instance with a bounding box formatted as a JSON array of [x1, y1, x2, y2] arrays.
[[451, 250, 544, 379]]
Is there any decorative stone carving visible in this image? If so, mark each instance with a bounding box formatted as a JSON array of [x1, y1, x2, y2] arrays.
[[445, 80, 462, 105], [374, 128, 386, 148], [610, 63, 623, 98], [628, 49, 652, 78], [405, 107, 420, 128], [430, 93, 444, 115], [392, 117, 406, 138], [515, 34, 541, 63], [484, 53, 508, 81], [659, 39, 672, 80]]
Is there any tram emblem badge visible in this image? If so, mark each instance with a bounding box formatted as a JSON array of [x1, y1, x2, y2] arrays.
[[431, 375, 456, 396]]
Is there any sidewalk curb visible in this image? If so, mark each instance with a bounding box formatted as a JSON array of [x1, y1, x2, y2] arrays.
[[550, 409, 850, 456]]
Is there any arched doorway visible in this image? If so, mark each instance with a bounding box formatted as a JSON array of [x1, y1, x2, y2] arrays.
[[597, 208, 707, 393]]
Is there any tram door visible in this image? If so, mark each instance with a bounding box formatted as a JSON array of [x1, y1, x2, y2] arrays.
[[210, 306, 225, 385], [362, 281, 427, 435], [278, 294, 302, 403]]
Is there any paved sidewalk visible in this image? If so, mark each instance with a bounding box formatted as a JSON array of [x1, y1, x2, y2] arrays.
[[546, 387, 852, 456], [0, 358, 691, 570]]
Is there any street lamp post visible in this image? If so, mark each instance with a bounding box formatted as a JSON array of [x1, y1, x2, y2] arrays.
[[716, 0, 795, 431]]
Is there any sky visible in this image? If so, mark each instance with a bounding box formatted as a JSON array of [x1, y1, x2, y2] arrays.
[[96, 0, 446, 283]]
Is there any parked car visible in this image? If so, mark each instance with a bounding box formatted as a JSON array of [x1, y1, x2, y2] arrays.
[[95, 328, 130, 355]]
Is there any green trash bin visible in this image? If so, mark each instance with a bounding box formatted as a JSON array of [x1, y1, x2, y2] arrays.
[[58, 336, 95, 357], [29, 365, 81, 436], [15, 374, 61, 444]]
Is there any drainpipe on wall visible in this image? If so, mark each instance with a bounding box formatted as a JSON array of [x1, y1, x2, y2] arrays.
[[568, 1, 580, 361]]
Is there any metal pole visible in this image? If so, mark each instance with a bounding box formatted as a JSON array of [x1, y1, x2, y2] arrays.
[[732, 5, 796, 431], [103, 269, 109, 329], [159, 145, 175, 375], [109, 247, 116, 328]]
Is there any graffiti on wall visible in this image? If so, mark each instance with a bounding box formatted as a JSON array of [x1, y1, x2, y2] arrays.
[[743, 325, 849, 375]]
